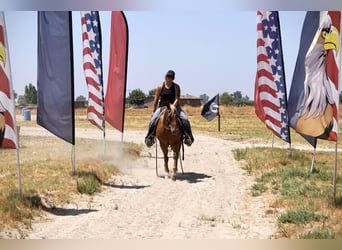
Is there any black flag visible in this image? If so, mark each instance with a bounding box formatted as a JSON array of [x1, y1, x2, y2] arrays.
[[201, 94, 219, 121], [37, 11, 75, 144]]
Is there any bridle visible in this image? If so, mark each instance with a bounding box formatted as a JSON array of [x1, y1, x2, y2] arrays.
[[163, 105, 180, 135]]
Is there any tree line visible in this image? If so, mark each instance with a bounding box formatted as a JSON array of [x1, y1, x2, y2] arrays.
[[14, 84, 342, 107], [127, 88, 253, 106]]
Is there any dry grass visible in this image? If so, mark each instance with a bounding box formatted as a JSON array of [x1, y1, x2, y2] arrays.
[[4, 104, 342, 237], [0, 134, 141, 232], [235, 147, 342, 238]]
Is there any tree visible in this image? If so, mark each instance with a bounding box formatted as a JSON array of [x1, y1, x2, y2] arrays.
[[17, 95, 26, 105], [13, 89, 17, 101], [231, 91, 243, 105], [220, 92, 233, 106], [199, 94, 209, 105], [24, 83, 37, 104], [230, 91, 251, 106], [148, 89, 156, 97], [127, 88, 146, 106], [76, 95, 87, 101]]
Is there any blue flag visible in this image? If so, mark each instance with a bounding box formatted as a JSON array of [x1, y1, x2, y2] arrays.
[[37, 11, 75, 144]]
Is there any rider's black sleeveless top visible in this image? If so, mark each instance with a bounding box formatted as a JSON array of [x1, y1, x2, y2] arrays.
[[159, 82, 176, 107]]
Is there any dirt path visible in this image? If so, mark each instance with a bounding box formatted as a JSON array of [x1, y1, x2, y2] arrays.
[[18, 128, 277, 239]]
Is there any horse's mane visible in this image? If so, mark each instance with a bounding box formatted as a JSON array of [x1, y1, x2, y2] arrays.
[[160, 104, 178, 119]]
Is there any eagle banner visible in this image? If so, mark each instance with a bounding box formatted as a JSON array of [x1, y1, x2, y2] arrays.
[[201, 94, 219, 121], [0, 12, 17, 149], [37, 11, 75, 144], [288, 11, 341, 147], [255, 11, 291, 143], [105, 11, 129, 133], [81, 11, 105, 131]]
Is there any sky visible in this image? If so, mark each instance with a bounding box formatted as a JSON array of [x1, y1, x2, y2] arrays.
[[4, 11, 307, 100]]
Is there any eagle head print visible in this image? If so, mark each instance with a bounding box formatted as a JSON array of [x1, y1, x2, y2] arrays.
[[295, 13, 340, 139]]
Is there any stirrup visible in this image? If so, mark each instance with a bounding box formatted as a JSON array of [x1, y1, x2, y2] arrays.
[[145, 136, 155, 148], [184, 137, 192, 146]]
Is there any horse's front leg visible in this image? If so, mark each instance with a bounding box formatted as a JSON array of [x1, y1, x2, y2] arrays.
[[160, 144, 169, 178], [171, 144, 181, 181]]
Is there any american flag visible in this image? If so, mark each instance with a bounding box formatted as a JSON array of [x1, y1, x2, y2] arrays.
[[0, 12, 17, 149], [81, 11, 104, 131], [255, 11, 290, 143]]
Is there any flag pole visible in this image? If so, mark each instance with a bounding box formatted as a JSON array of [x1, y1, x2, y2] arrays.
[[310, 147, 316, 173], [103, 103, 106, 156], [15, 127, 21, 197], [333, 13, 342, 202], [103, 128, 106, 156], [12, 89, 21, 197], [70, 11, 76, 175], [72, 145, 75, 175], [99, 12, 106, 156], [217, 93, 220, 132], [121, 11, 128, 139], [288, 140, 293, 158], [333, 141, 338, 201], [272, 134, 274, 149], [3, 13, 22, 197], [8, 45, 21, 197]]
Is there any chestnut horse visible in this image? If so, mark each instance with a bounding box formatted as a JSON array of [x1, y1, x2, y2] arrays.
[[155, 103, 182, 181]]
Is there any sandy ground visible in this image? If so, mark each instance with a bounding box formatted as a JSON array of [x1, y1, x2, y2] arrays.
[[4, 126, 278, 239]]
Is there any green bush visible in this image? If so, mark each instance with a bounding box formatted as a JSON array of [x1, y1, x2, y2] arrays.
[[278, 208, 328, 225], [299, 229, 335, 239], [77, 175, 101, 195]]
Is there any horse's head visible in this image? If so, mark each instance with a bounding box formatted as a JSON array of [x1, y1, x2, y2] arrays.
[[163, 103, 180, 135]]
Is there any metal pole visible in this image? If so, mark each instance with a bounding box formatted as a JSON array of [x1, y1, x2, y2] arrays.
[[155, 139, 158, 176], [3, 13, 22, 197], [217, 94, 220, 132], [310, 147, 316, 173], [333, 14, 342, 202], [272, 133, 274, 149], [288, 142, 293, 158], [72, 145, 76, 175], [15, 127, 21, 198], [103, 131, 106, 156], [333, 141, 338, 202]]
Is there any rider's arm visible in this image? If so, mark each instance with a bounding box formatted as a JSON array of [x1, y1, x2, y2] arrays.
[[152, 84, 162, 114], [173, 83, 180, 107]]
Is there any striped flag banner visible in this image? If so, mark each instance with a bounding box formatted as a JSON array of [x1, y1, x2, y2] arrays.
[[0, 12, 17, 149], [81, 11, 104, 131], [288, 11, 341, 146], [255, 11, 290, 143]]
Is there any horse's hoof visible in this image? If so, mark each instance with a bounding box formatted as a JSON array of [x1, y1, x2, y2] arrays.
[[164, 173, 170, 179], [171, 173, 177, 181]]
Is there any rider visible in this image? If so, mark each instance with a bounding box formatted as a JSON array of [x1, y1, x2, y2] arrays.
[[144, 70, 194, 147]]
